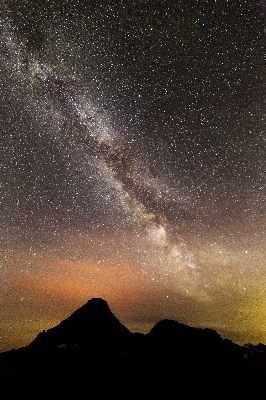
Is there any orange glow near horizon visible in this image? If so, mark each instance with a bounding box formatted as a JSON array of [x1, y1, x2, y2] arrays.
[[2, 245, 266, 352]]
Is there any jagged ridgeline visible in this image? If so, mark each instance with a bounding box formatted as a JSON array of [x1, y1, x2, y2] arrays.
[[0, 299, 266, 399]]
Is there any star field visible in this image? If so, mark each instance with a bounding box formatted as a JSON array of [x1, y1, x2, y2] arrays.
[[1, 0, 266, 351]]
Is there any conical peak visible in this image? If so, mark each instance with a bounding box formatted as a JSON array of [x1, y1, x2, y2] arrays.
[[71, 298, 112, 320], [29, 298, 130, 350], [84, 298, 109, 310], [86, 297, 108, 305]]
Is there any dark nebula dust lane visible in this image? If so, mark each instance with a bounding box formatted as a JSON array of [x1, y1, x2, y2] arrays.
[[1, 0, 266, 351]]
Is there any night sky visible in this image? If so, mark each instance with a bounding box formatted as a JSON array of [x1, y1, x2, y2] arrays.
[[1, 0, 266, 351]]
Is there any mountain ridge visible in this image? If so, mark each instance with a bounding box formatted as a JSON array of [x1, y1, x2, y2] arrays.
[[1, 298, 266, 399], [28, 298, 131, 351]]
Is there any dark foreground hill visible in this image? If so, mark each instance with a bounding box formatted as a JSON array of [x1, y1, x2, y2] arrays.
[[1, 298, 266, 400]]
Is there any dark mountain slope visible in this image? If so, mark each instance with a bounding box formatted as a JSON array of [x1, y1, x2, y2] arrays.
[[29, 298, 131, 351], [122, 319, 260, 399], [0, 299, 266, 400]]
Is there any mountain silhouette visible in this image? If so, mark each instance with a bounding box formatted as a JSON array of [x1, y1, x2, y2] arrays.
[[1, 298, 266, 400], [29, 298, 130, 351]]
